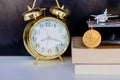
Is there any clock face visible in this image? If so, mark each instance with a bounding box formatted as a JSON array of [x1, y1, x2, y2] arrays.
[[30, 17, 69, 57]]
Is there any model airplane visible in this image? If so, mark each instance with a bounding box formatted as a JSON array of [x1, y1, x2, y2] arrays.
[[91, 9, 119, 24]]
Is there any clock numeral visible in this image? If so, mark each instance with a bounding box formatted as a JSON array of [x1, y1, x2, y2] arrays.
[[45, 21, 51, 27], [32, 36, 37, 42], [48, 49, 52, 54], [60, 43, 64, 46], [41, 47, 45, 53], [54, 24, 56, 28], [34, 30, 40, 35], [39, 24, 44, 28], [59, 43, 64, 47], [55, 43, 63, 52], [55, 46, 59, 52], [59, 29, 62, 33], [62, 34, 67, 39], [34, 44, 40, 48]]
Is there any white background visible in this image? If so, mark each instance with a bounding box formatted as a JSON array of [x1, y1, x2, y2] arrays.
[[0, 56, 120, 80]]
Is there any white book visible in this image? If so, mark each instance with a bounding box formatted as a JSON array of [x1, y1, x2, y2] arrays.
[[72, 37, 120, 64], [75, 64, 120, 75], [72, 37, 120, 75]]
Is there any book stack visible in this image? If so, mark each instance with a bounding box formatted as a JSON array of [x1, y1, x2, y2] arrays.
[[72, 37, 120, 74]]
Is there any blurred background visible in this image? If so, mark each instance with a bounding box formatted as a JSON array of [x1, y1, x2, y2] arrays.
[[0, 0, 120, 56]]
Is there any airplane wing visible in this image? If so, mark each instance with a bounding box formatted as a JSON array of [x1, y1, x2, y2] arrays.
[[108, 15, 119, 18], [107, 14, 112, 16], [91, 15, 96, 17]]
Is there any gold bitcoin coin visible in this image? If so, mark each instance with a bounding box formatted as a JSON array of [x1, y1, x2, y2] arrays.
[[82, 29, 101, 48]]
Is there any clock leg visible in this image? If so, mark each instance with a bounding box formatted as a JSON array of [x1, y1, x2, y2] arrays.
[[34, 56, 40, 65], [58, 56, 64, 62]]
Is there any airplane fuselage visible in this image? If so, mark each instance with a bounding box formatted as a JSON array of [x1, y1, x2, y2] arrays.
[[95, 14, 108, 23]]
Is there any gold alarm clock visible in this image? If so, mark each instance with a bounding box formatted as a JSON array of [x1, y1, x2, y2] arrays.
[[23, 0, 70, 64]]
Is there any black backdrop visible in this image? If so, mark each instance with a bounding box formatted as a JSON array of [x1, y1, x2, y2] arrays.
[[0, 0, 120, 56]]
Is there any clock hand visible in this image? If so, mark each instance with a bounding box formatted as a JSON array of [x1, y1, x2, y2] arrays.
[[45, 27, 49, 36], [45, 36, 51, 51], [41, 36, 54, 42], [51, 37, 62, 43], [41, 36, 62, 43], [41, 37, 48, 42]]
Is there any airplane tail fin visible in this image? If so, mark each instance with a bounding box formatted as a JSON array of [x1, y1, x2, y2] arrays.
[[104, 8, 107, 14]]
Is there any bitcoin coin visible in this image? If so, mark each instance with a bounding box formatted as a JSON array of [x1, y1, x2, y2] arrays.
[[83, 29, 101, 48]]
